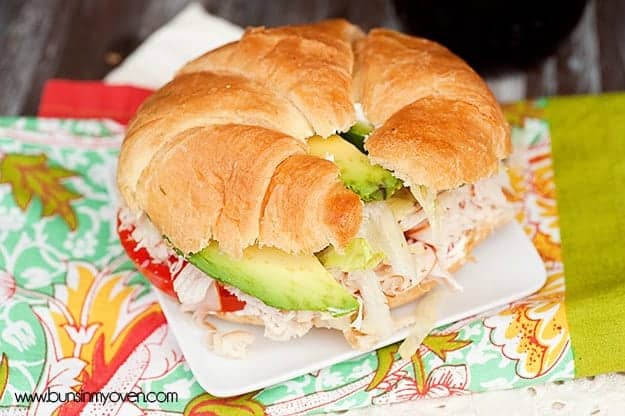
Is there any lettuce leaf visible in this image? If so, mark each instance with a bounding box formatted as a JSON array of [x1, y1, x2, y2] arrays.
[[350, 269, 394, 337], [411, 185, 439, 231], [358, 202, 419, 281]]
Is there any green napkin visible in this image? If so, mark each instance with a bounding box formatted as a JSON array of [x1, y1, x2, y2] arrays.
[[545, 94, 625, 376]]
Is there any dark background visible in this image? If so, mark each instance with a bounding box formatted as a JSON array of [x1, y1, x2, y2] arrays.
[[0, 0, 624, 115]]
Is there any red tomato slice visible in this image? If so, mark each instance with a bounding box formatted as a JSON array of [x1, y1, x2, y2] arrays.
[[116, 213, 245, 312], [216, 283, 247, 312], [117, 224, 178, 297]]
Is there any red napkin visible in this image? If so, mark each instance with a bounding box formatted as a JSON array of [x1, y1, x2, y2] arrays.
[[38, 79, 154, 124]]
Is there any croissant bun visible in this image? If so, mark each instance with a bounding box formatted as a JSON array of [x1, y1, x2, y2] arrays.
[[117, 19, 509, 257]]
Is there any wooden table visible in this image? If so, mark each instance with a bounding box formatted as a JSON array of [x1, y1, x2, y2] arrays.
[[0, 0, 623, 113]]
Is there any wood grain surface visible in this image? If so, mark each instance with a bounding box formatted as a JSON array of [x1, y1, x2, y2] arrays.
[[0, 0, 623, 114]]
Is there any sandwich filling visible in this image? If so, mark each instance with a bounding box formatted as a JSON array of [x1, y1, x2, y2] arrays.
[[118, 171, 511, 358]]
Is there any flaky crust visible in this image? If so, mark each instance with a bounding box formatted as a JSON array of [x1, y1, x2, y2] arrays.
[[386, 278, 439, 309], [215, 312, 263, 326], [117, 20, 511, 258], [118, 72, 313, 210], [366, 97, 503, 191], [179, 19, 363, 138], [355, 29, 511, 192], [136, 125, 305, 256], [260, 155, 363, 253]]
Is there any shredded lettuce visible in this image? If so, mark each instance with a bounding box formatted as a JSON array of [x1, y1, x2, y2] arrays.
[[350, 270, 393, 337], [398, 289, 443, 359], [411, 185, 439, 231], [317, 238, 385, 272], [358, 202, 419, 282], [385, 188, 418, 220]]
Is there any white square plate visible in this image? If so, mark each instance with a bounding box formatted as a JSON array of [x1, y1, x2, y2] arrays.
[[156, 221, 546, 397]]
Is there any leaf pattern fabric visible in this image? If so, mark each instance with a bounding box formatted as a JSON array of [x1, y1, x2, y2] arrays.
[[0, 113, 573, 416], [0, 153, 81, 230]]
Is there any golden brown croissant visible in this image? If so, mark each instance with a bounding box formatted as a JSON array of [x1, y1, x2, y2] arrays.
[[116, 19, 512, 354]]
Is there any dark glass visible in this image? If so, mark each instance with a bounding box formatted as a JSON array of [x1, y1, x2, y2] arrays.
[[393, 0, 588, 74]]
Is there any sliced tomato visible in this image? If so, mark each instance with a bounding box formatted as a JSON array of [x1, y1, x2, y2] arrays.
[[216, 283, 247, 312], [117, 223, 179, 298], [116, 213, 245, 312]]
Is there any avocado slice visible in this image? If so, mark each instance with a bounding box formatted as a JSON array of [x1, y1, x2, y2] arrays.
[[187, 243, 359, 317], [317, 238, 385, 272], [308, 134, 403, 202], [339, 121, 373, 153]]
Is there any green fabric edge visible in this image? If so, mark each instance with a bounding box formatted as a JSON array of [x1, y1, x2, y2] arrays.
[[544, 93, 625, 377]]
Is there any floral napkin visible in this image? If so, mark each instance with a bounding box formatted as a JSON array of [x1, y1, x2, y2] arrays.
[[0, 86, 597, 414]]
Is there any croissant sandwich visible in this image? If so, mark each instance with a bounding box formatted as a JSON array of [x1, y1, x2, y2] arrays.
[[116, 19, 513, 358]]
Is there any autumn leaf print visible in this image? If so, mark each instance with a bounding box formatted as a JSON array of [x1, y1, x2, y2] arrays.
[[0, 153, 81, 230], [184, 392, 266, 416], [422, 332, 472, 361], [0, 353, 8, 401], [366, 343, 400, 391]]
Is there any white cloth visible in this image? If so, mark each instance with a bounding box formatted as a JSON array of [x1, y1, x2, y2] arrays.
[[104, 4, 624, 415], [105, 3, 242, 89]]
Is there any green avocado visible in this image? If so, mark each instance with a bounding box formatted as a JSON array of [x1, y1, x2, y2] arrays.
[[339, 121, 373, 153], [308, 134, 403, 202], [317, 238, 385, 272], [186, 243, 359, 317]]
